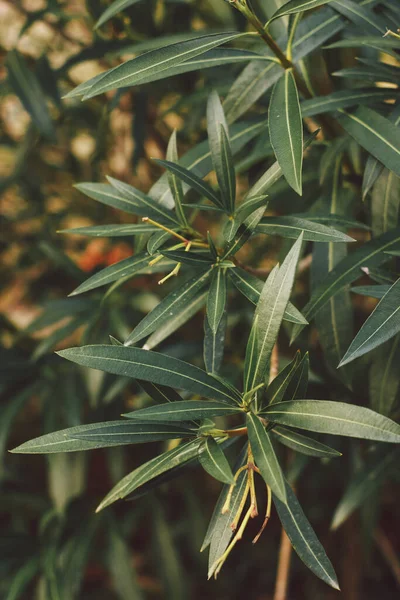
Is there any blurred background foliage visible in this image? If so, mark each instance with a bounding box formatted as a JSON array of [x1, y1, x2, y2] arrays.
[[1, 0, 400, 598]]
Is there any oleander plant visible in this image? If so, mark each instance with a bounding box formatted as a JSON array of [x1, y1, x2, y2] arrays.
[[2, 0, 400, 598]]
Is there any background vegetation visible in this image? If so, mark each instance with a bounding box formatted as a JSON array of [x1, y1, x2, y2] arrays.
[[1, 0, 400, 598]]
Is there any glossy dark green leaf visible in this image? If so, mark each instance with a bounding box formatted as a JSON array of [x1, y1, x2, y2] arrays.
[[123, 400, 240, 422], [160, 249, 214, 268], [266, 352, 301, 404], [138, 380, 182, 405], [59, 223, 159, 237], [268, 0, 335, 24], [331, 0, 385, 34], [274, 480, 339, 589], [58, 345, 242, 405], [256, 216, 355, 242], [337, 107, 400, 178], [207, 268, 227, 334], [272, 426, 341, 457], [339, 277, 400, 366], [285, 352, 309, 400], [69, 252, 150, 296], [301, 88, 397, 117], [291, 227, 400, 341], [166, 130, 188, 226], [207, 91, 236, 214], [82, 32, 246, 98], [246, 234, 303, 390], [222, 206, 266, 258], [246, 413, 286, 502], [198, 437, 235, 484], [228, 266, 307, 325], [262, 400, 400, 442], [124, 270, 212, 345], [204, 311, 227, 375], [107, 177, 180, 226], [154, 159, 223, 208], [97, 439, 202, 511], [269, 70, 303, 195], [351, 285, 390, 299]]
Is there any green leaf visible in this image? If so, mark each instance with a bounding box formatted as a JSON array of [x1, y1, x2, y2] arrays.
[[331, 0, 385, 35], [166, 130, 188, 226], [294, 213, 369, 230], [57, 345, 242, 405], [244, 314, 259, 393], [154, 159, 223, 209], [291, 227, 400, 341], [331, 447, 400, 530], [256, 216, 355, 242], [83, 32, 245, 98], [147, 230, 172, 255], [69, 252, 150, 296], [246, 234, 303, 390], [107, 176, 179, 226], [371, 169, 400, 236], [272, 426, 341, 457], [74, 182, 144, 214], [123, 400, 241, 422], [124, 270, 212, 345], [138, 380, 182, 404], [269, 70, 303, 195], [369, 334, 400, 416], [144, 291, 207, 350], [198, 437, 235, 484], [268, 0, 335, 24], [107, 516, 144, 600], [228, 267, 307, 325], [266, 352, 301, 404], [95, 0, 143, 28], [160, 249, 214, 268], [6, 50, 55, 140], [301, 88, 398, 118], [246, 413, 286, 503], [59, 223, 159, 237], [207, 91, 236, 214], [339, 277, 400, 366], [5, 557, 40, 600], [97, 439, 202, 511], [68, 421, 194, 444], [274, 480, 339, 590], [222, 206, 266, 257], [262, 400, 400, 442], [207, 268, 227, 334], [337, 107, 400, 178], [351, 285, 389, 299], [11, 420, 189, 453], [204, 311, 227, 375], [285, 352, 309, 400]]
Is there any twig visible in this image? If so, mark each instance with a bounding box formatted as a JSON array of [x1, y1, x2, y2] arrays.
[[273, 529, 293, 600]]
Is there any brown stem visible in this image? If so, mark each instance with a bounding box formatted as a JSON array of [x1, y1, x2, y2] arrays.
[[375, 528, 400, 588], [273, 529, 293, 600], [269, 343, 279, 384]]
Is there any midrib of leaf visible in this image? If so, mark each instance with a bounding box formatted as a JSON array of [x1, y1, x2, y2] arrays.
[[203, 440, 228, 481], [285, 72, 300, 192], [90, 33, 244, 93], [338, 109, 400, 157], [266, 407, 395, 434], [273, 429, 321, 452], [248, 414, 284, 497]]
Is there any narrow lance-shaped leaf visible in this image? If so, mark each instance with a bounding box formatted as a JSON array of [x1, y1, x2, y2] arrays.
[[247, 234, 303, 390], [207, 91, 236, 214], [59, 224, 159, 237], [269, 69, 303, 195], [262, 400, 400, 443], [266, 351, 301, 405], [198, 437, 235, 485], [123, 400, 241, 422], [57, 345, 242, 405], [97, 439, 202, 511], [285, 352, 309, 400], [204, 312, 227, 375], [154, 159, 223, 209], [369, 334, 400, 417], [268, 0, 336, 25], [337, 107, 400, 178], [246, 413, 286, 503], [166, 130, 188, 226], [125, 269, 212, 346], [371, 169, 400, 237], [339, 277, 400, 367], [244, 315, 260, 393], [274, 479, 339, 590], [160, 249, 214, 268], [331, 0, 385, 35], [301, 88, 398, 118], [95, 0, 143, 29], [291, 227, 400, 341], [272, 426, 341, 458], [11, 421, 192, 454], [207, 268, 227, 334], [83, 32, 246, 99], [256, 216, 355, 242]]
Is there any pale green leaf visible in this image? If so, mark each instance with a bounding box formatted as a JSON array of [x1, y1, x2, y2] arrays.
[[272, 426, 341, 457], [198, 437, 235, 484], [256, 216, 355, 242], [123, 400, 241, 422]]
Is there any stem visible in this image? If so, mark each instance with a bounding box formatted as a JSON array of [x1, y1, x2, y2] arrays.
[[273, 529, 293, 600]]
